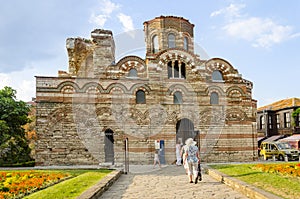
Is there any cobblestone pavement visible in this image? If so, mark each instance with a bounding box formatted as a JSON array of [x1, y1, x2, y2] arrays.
[[99, 165, 248, 199]]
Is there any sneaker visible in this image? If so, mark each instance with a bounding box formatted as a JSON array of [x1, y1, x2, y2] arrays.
[[194, 176, 198, 184]]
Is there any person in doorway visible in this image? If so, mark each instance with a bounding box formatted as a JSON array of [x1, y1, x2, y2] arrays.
[[153, 150, 161, 168], [176, 141, 182, 166], [183, 138, 200, 184]]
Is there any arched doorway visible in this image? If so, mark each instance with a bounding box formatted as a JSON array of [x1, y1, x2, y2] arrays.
[[176, 118, 197, 145], [104, 129, 114, 164]]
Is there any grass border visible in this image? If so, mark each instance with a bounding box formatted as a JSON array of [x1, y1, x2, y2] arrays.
[[209, 163, 300, 199]]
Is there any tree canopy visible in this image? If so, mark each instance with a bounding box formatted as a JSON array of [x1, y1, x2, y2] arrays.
[[292, 107, 300, 117], [0, 86, 33, 165]]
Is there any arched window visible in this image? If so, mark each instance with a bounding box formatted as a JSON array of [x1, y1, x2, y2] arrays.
[[167, 61, 172, 78], [174, 91, 183, 104], [152, 35, 159, 53], [212, 70, 223, 81], [136, 90, 146, 104], [184, 37, 189, 50], [260, 115, 265, 129], [210, 92, 219, 105], [181, 63, 186, 78], [128, 68, 137, 78], [174, 60, 179, 78], [168, 33, 176, 48], [167, 61, 186, 79]]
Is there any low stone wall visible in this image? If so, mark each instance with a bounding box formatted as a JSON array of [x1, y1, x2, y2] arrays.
[[205, 166, 283, 199], [77, 170, 122, 199]]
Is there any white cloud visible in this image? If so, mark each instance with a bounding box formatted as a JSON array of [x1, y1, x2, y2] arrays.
[[210, 3, 245, 18], [0, 70, 35, 102], [0, 73, 11, 88], [89, 1, 136, 35], [211, 3, 297, 48], [223, 17, 293, 48], [16, 79, 35, 102], [290, 32, 300, 39], [89, 14, 108, 27], [0, 56, 61, 102], [89, 0, 120, 27], [100, 0, 120, 15], [117, 13, 134, 32]]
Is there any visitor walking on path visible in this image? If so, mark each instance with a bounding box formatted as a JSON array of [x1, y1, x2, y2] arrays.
[[183, 138, 200, 184], [153, 150, 161, 168], [175, 141, 182, 166]]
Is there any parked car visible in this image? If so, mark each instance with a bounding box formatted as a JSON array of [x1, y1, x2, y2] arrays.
[[259, 141, 299, 161]]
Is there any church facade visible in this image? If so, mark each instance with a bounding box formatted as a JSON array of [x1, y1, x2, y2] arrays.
[[35, 16, 258, 166]]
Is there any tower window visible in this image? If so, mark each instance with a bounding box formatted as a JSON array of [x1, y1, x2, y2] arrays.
[[212, 70, 223, 81], [174, 61, 179, 78], [167, 61, 186, 79], [168, 33, 176, 48], [136, 90, 146, 104], [128, 68, 138, 78], [174, 91, 183, 104], [152, 35, 159, 53], [184, 37, 188, 50], [210, 92, 219, 105]]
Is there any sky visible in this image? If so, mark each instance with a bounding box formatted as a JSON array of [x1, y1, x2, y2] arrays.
[[0, 0, 299, 107]]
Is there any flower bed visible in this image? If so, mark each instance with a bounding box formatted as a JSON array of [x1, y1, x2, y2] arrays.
[[0, 171, 71, 199], [253, 163, 300, 177]]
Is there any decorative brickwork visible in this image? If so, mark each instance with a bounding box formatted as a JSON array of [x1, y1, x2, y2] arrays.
[[35, 16, 258, 166]]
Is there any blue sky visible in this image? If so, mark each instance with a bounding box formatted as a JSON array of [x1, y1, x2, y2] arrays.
[[0, 0, 299, 107]]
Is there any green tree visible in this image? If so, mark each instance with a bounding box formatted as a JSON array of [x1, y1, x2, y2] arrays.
[[292, 107, 300, 127], [292, 107, 300, 118], [0, 86, 33, 165]]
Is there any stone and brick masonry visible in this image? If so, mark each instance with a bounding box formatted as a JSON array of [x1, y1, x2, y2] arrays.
[[35, 16, 258, 166]]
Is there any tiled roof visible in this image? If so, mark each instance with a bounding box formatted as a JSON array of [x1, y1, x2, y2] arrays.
[[257, 98, 300, 111]]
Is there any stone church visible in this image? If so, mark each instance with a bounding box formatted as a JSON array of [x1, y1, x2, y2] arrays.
[[35, 16, 258, 166]]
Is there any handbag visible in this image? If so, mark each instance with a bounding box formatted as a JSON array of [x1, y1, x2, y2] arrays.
[[197, 163, 202, 181]]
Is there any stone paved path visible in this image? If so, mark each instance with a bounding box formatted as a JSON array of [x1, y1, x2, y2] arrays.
[[99, 165, 248, 199]]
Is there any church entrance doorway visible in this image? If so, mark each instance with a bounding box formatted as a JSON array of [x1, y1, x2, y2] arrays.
[[176, 118, 197, 145], [104, 129, 114, 164]]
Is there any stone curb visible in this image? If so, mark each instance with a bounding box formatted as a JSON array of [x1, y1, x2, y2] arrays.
[[77, 170, 122, 199], [204, 166, 283, 199]]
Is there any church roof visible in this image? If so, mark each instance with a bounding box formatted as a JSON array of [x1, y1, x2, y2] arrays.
[[257, 97, 300, 111]]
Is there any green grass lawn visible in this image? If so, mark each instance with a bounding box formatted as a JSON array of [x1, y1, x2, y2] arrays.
[[24, 169, 111, 199], [210, 163, 300, 199]]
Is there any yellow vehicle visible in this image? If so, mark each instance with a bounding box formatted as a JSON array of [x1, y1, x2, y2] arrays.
[[259, 141, 299, 161]]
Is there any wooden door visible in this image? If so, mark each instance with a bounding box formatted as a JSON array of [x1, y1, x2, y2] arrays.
[[104, 129, 114, 164]]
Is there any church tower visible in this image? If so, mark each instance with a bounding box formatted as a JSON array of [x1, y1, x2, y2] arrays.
[[143, 16, 195, 57]]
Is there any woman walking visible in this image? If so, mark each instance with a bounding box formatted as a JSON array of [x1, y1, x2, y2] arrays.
[[183, 138, 200, 184]]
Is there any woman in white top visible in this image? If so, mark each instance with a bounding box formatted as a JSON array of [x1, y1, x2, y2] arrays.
[[183, 138, 200, 184]]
